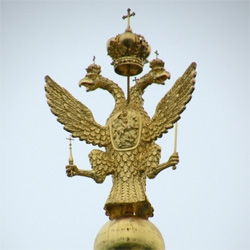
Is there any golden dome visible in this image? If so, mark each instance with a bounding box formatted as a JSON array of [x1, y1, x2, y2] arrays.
[[94, 217, 165, 250]]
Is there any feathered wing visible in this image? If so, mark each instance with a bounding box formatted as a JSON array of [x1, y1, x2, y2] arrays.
[[45, 76, 110, 146], [142, 62, 197, 142]]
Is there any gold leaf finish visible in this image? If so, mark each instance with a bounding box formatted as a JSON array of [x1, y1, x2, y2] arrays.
[[94, 217, 165, 250], [44, 9, 197, 249], [45, 60, 196, 220]]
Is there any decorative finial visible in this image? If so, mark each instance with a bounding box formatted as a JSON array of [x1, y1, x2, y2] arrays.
[[93, 56, 96, 64], [66, 135, 74, 166], [155, 50, 159, 59], [122, 8, 135, 29]]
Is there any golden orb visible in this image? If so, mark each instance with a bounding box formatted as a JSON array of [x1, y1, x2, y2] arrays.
[[118, 29, 138, 48], [94, 217, 165, 250]]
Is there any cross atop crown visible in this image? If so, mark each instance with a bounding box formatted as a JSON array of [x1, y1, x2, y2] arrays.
[[122, 8, 135, 29], [155, 50, 159, 59]]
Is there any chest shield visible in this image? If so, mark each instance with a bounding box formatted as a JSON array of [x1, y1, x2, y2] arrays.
[[109, 110, 142, 151]]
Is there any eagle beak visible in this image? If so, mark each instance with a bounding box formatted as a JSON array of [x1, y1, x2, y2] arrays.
[[78, 77, 95, 92], [154, 70, 171, 84]]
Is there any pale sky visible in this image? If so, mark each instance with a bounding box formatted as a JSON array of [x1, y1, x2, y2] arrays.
[[1, 1, 249, 250]]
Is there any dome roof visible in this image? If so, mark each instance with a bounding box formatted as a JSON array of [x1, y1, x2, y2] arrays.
[[94, 217, 165, 250]]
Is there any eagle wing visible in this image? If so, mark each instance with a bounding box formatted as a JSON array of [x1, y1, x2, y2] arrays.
[[142, 62, 197, 142], [45, 76, 110, 146]]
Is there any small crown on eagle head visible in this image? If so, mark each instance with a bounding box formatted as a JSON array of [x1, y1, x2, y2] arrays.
[[107, 9, 151, 77], [85, 63, 101, 75], [78, 58, 102, 87], [149, 57, 165, 70]]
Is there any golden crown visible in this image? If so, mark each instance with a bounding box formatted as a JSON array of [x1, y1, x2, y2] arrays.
[[107, 9, 151, 76], [85, 58, 101, 75], [150, 57, 165, 70]]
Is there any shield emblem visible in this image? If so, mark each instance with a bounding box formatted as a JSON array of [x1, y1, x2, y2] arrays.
[[109, 110, 142, 151]]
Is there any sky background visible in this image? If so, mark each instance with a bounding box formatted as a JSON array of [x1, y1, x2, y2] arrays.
[[1, 1, 249, 250]]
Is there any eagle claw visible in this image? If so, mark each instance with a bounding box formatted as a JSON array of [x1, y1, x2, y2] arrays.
[[66, 164, 79, 177]]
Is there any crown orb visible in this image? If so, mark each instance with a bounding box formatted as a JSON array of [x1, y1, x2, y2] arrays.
[[118, 30, 137, 48]]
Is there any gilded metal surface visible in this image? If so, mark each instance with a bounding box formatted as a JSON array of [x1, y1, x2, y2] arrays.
[[107, 9, 151, 76], [45, 60, 196, 220], [45, 8, 197, 249], [44, 7, 197, 223], [94, 217, 165, 250]]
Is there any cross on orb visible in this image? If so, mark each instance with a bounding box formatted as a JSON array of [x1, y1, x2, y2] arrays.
[[155, 50, 159, 59], [122, 8, 135, 29]]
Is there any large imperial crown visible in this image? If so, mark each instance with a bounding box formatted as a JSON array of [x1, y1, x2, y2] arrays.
[[107, 9, 151, 76]]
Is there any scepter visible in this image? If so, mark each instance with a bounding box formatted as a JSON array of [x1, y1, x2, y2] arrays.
[[66, 135, 75, 176], [172, 122, 178, 170]]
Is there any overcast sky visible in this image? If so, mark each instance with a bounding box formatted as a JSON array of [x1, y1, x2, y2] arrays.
[[1, 1, 249, 250]]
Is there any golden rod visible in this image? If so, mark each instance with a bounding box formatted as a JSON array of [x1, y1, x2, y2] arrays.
[[173, 122, 178, 153], [172, 123, 178, 170], [127, 75, 130, 104]]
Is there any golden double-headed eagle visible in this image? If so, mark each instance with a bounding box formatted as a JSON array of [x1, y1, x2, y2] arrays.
[[45, 9, 197, 220]]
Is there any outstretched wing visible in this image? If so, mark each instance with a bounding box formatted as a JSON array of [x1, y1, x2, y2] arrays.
[[142, 62, 197, 142], [45, 76, 110, 146]]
